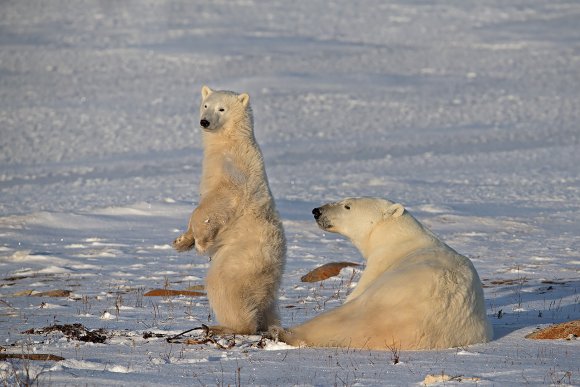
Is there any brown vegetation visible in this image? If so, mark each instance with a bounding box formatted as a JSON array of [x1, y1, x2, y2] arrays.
[[525, 320, 580, 340], [301, 262, 360, 282]]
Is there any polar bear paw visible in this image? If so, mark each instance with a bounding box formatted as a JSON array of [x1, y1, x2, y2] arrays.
[[172, 233, 195, 252], [267, 326, 304, 347]]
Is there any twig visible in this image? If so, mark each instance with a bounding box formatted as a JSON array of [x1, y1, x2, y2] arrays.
[[166, 325, 206, 343]]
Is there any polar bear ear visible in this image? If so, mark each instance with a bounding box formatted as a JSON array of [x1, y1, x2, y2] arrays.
[[384, 203, 405, 219], [237, 93, 250, 107], [201, 85, 213, 99]]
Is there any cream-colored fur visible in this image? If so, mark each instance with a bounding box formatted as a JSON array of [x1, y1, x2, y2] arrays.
[[173, 86, 286, 334], [278, 197, 492, 350]]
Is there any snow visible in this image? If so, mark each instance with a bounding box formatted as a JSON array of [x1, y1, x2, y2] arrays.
[[0, 0, 579, 385]]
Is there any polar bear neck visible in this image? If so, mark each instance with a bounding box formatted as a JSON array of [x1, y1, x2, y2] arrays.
[[199, 119, 271, 203], [359, 215, 436, 265]]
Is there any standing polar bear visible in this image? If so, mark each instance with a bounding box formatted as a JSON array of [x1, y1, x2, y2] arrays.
[[278, 197, 492, 350], [173, 86, 286, 334]]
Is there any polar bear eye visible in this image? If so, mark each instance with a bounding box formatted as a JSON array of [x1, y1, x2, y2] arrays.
[[204, 104, 208, 109], [218, 108, 225, 112], [344, 205, 351, 210]]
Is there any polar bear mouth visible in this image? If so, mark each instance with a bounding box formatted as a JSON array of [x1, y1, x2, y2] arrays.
[[314, 215, 333, 231], [312, 207, 333, 230]]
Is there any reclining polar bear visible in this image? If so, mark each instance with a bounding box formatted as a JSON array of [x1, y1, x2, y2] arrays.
[[279, 197, 493, 350]]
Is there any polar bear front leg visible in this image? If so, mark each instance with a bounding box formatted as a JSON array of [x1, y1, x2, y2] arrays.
[[172, 206, 220, 254], [190, 205, 222, 254], [190, 191, 238, 253]]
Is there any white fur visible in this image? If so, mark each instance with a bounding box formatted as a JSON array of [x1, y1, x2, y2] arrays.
[[173, 86, 286, 334], [279, 197, 492, 350]]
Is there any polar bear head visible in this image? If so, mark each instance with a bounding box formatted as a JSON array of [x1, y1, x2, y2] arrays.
[[312, 197, 405, 247], [199, 85, 252, 134]]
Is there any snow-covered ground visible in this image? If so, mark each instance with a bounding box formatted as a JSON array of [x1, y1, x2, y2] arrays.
[[1, 1, 579, 385]]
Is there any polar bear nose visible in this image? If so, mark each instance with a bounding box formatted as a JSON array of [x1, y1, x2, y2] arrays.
[[312, 207, 322, 220], [200, 119, 210, 128]]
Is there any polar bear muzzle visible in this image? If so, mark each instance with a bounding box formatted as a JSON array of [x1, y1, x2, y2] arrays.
[[200, 119, 210, 128], [312, 207, 333, 230]]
